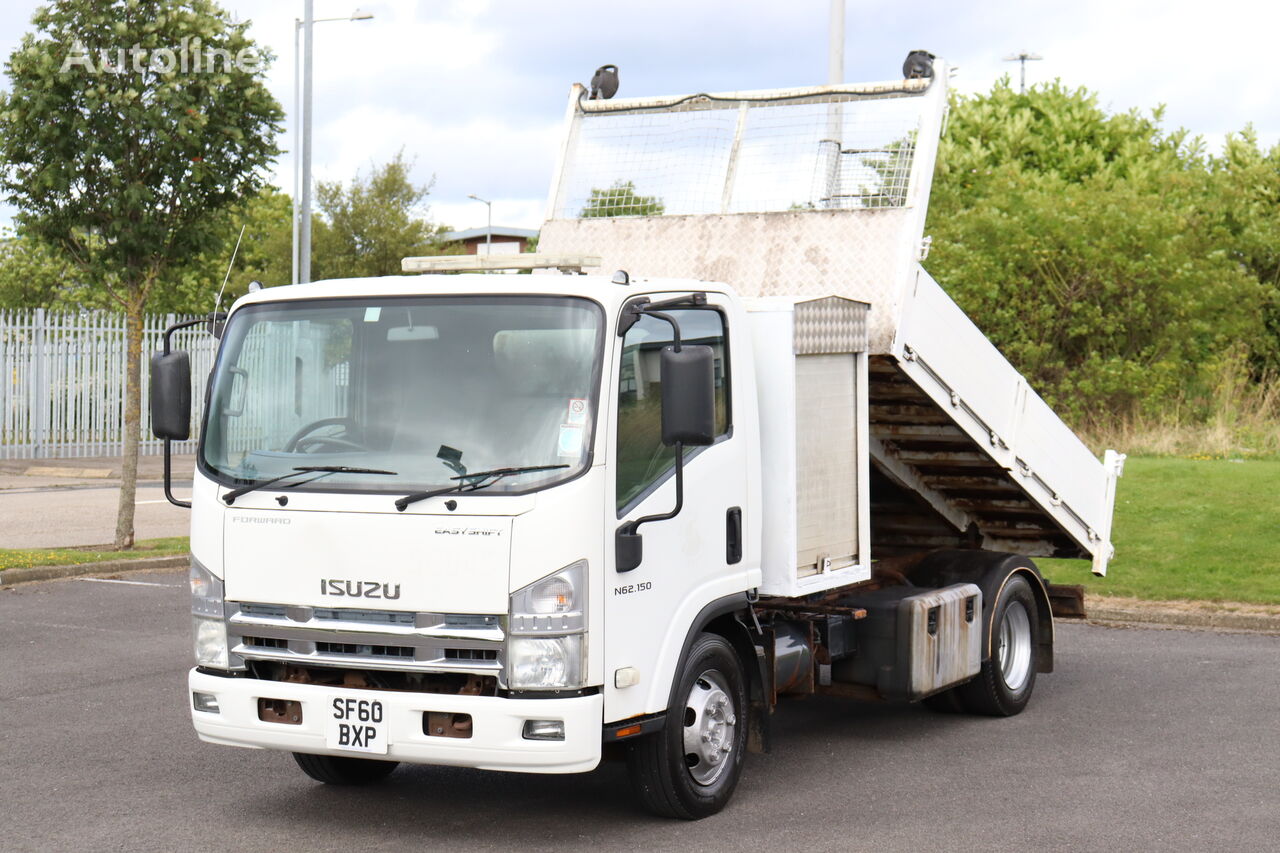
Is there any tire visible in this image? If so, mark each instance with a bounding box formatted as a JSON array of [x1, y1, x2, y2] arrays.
[[626, 633, 749, 819], [957, 573, 1039, 716], [292, 752, 399, 785]]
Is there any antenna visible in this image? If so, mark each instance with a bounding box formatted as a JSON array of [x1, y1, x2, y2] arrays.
[[213, 224, 247, 315]]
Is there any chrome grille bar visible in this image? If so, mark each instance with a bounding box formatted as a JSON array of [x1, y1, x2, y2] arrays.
[[228, 602, 504, 675]]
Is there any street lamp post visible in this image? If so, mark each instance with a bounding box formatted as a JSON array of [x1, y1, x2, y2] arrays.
[[828, 0, 843, 85], [293, 6, 374, 285], [468, 194, 492, 255], [1002, 51, 1043, 94]]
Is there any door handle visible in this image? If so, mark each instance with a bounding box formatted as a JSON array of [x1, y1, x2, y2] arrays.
[[726, 507, 742, 565]]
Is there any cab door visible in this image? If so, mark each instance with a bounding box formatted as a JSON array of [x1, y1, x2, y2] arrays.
[[603, 293, 753, 722]]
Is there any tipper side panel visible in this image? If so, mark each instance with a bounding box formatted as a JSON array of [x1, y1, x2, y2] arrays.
[[540, 210, 914, 353], [538, 68, 1122, 574]]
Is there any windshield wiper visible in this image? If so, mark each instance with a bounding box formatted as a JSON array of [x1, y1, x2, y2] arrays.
[[222, 466, 397, 505], [394, 464, 569, 512]]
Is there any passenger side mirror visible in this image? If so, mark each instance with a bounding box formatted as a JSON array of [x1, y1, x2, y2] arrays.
[[150, 351, 192, 440], [660, 344, 715, 447]]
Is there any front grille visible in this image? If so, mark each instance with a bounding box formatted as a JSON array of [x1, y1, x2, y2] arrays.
[[242, 636, 288, 650], [227, 602, 504, 674], [444, 648, 498, 662], [241, 603, 287, 619], [316, 641, 415, 659], [313, 608, 415, 627], [443, 614, 500, 629]]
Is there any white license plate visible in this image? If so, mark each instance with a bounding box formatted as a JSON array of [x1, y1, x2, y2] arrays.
[[324, 697, 389, 755]]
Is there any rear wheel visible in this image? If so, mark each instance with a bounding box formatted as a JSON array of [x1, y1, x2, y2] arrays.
[[626, 633, 748, 819], [292, 752, 399, 785], [958, 574, 1039, 716]]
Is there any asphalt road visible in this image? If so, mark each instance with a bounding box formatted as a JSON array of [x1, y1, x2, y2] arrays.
[[0, 483, 191, 548], [2, 571, 1277, 853]]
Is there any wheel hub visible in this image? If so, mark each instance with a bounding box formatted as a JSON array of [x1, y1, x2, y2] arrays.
[[998, 599, 1033, 692], [682, 670, 737, 786]]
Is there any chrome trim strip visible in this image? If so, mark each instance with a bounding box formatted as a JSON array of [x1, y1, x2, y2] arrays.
[[229, 612, 505, 644], [232, 643, 501, 675]]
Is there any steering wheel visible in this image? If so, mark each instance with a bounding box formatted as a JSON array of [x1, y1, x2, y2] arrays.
[[283, 417, 367, 453]]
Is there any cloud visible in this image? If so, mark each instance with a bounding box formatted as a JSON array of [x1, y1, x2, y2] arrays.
[[1, 0, 1277, 233], [311, 105, 561, 228]]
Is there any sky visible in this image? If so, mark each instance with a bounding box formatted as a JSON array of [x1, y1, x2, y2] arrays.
[[1, 0, 1277, 234]]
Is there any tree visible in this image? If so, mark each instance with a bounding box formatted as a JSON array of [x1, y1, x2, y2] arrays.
[[0, 230, 83, 308], [924, 79, 1273, 424], [0, 0, 283, 548], [579, 180, 665, 218], [1204, 129, 1280, 376], [310, 151, 457, 280], [153, 185, 293, 313]]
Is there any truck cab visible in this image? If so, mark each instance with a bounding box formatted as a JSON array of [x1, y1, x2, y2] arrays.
[[177, 275, 762, 787]]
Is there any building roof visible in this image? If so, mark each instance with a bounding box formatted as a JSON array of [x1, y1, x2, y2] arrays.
[[443, 226, 540, 242]]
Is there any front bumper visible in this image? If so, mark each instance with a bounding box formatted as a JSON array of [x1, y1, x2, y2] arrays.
[[189, 669, 603, 774]]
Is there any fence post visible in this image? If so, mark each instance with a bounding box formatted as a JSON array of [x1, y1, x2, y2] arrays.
[[33, 307, 47, 459]]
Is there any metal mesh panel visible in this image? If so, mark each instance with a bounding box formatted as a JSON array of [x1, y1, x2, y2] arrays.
[[552, 85, 927, 219]]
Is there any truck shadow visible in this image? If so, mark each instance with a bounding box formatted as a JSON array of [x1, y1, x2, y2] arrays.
[[232, 694, 1008, 841]]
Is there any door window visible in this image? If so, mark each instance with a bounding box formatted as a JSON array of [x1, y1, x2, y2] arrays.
[[616, 306, 729, 511]]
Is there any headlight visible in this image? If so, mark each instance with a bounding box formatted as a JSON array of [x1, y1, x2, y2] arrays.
[[190, 559, 236, 670], [507, 561, 587, 690], [193, 615, 230, 669], [508, 635, 583, 690]]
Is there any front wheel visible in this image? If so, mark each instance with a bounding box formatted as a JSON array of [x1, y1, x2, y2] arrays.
[[292, 752, 399, 785], [626, 632, 748, 819], [957, 573, 1039, 716]]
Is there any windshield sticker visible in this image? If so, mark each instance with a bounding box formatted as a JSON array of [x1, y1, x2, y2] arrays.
[[558, 424, 584, 457], [363, 307, 381, 322], [566, 398, 588, 425]]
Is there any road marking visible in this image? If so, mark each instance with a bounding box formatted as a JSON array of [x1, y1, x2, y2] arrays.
[[77, 577, 182, 588]]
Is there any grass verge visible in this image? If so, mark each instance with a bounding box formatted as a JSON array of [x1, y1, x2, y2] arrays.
[[1077, 361, 1280, 459], [2, 457, 1273, 604], [0, 537, 189, 572], [1038, 457, 1279, 604]]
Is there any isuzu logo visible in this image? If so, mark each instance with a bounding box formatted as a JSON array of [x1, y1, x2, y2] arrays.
[[320, 579, 402, 600]]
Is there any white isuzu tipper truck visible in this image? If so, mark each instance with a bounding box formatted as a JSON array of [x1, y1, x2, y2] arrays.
[[150, 58, 1124, 818]]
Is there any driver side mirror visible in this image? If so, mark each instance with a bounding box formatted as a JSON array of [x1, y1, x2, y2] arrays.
[[616, 344, 717, 573], [659, 344, 715, 447], [150, 350, 192, 440]]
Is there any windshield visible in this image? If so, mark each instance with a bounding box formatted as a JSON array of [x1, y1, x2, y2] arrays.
[[201, 296, 604, 495]]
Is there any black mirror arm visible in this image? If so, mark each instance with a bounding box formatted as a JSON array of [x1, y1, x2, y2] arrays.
[[620, 442, 685, 538], [619, 292, 705, 339], [159, 316, 207, 510], [616, 443, 686, 573], [161, 316, 208, 356], [642, 309, 683, 352], [162, 442, 189, 509]]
